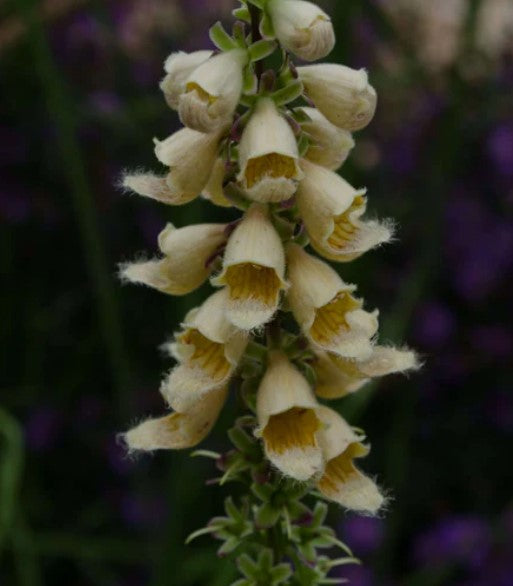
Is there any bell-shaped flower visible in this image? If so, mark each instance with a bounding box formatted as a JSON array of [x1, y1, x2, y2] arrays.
[[202, 158, 233, 208], [314, 346, 420, 399], [286, 243, 378, 360], [297, 159, 393, 262], [161, 289, 249, 412], [267, 0, 335, 62], [120, 222, 228, 296], [237, 98, 303, 203], [123, 386, 228, 452], [160, 50, 213, 110], [256, 351, 324, 481], [178, 49, 248, 133], [316, 407, 384, 514], [212, 204, 288, 330], [300, 107, 355, 171], [297, 64, 377, 131], [148, 126, 223, 205]]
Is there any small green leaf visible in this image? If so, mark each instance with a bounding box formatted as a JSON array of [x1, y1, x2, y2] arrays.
[[185, 525, 218, 545], [270, 563, 293, 584], [225, 496, 244, 522], [291, 108, 313, 123], [249, 39, 277, 62], [218, 536, 241, 556], [247, 0, 266, 8], [209, 21, 238, 51], [237, 553, 259, 578], [272, 80, 304, 106], [228, 427, 260, 457], [255, 503, 281, 529], [311, 502, 328, 528], [243, 66, 258, 95], [260, 11, 275, 37], [297, 133, 311, 157], [233, 6, 251, 23]]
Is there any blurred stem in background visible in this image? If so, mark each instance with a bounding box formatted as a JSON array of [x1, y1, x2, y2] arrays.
[[15, 0, 132, 416]]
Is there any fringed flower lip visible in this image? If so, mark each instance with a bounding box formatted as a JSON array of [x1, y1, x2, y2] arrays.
[[297, 159, 394, 262], [119, 223, 228, 296], [300, 107, 355, 171], [178, 49, 248, 134], [286, 243, 378, 360], [123, 385, 228, 452], [314, 346, 420, 399], [316, 406, 384, 515], [237, 98, 304, 203], [161, 289, 248, 412], [160, 50, 213, 110], [267, 0, 335, 62], [255, 351, 325, 482], [297, 63, 377, 132], [212, 203, 288, 331]]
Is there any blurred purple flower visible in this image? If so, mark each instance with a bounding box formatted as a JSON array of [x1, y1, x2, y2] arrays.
[[25, 407, 63, 452], [445, 196, 513, 302], [88, 91, 123, 116], [413, 301, 456, 348], [414, 516, 492, 570], [470, 325, 513, 362], [487, 124, 513, 178], [340, 515, 385, 557]]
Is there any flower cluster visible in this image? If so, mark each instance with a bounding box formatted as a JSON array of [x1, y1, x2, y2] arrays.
[[120, 0, 418, 575]]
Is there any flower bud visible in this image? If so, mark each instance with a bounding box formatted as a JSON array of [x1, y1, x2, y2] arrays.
[[123, 386, 228, 452], [179, 49, 248, 133], [316, 406, 384, 514], [162, 289, 249, 412], [160, 50, 213, 110], [202, 158, 233, 208], [212, 204, 288, 330], [267, 0, 335, 62], [153, 127, 223, 205], [314, 346, 420, 399], [286, 243, 378, 360], [256, 351, 324, 481], [300, 107, 355, 170], [297, 64, 377, 131], [120, 222, 227, 296], [297, 159, 393, 262], [238, 98, 303, 203]]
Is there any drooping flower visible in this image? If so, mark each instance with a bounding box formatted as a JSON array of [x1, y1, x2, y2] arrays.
[[160, 50, 213, 110], [178, 49, 248, 133], [161, 289, 249, 412], [120, 222, 227, 296], [300, 107, 355, 171], [297, 159, 393, 262], [212, 204, 288, 330], [267, 0, 335, 62], [297, 64, 377, 131], [148, 126, 223, 205], [286, 243, 378, 360], [317, 406, 384, 514], [237, 98, 304, 203], [123, 386, 228, 452], [256, 351, 324, 481], [314, 346, 420, 399]]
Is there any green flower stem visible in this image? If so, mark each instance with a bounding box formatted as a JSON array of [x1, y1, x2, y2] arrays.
[[17, 0, 132, 415]]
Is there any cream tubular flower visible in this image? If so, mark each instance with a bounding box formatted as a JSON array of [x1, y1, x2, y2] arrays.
[[316, 407, 384, 514], [212, 204, 287, 330], [256, 351, 324, 481], [267, 0, 335, 62], [237, 98, 304, 203], [286, 243, 378, 360], [178, 49, 248, 133], [162, 289, 249, 412], [153, 126, 222, 205], [160, 50, 213, 110], [300, 107, 355, 171], [124, 386, 228, 452], [202, 158, 233, 208], [297, 64, 377, 131], [297, 159, 393, 262], [314, 346, 420, 399], [120, 222, 227, 296]]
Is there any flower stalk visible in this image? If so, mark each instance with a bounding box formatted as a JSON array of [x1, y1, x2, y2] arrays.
[[119, 0, 419, 583]]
